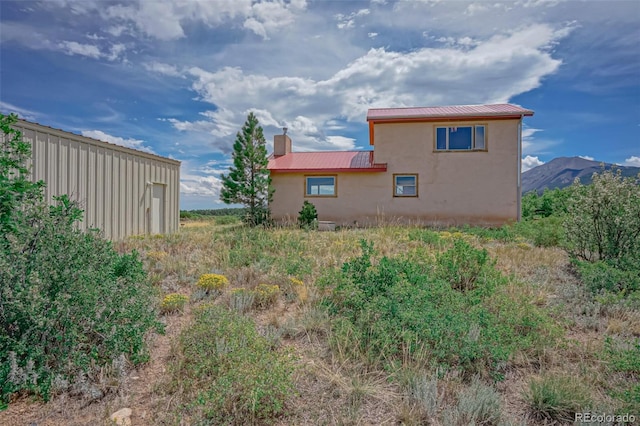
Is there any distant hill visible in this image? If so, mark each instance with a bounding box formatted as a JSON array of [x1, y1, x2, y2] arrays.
[[522, 156, 640, 194]]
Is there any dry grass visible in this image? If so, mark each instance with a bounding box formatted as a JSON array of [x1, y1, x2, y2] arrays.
[[2, 222, 637, 425]]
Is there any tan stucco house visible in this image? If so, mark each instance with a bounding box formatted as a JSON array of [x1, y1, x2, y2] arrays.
[[268, 103, 534, 226]]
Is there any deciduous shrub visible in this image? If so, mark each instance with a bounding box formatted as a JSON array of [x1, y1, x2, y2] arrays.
[[564, 169, 640, 263], [522, 188, 570, 219], [563, 169, 640, 296], [0, 113, 161, 404], [326, 240, 556, 377], [436, 238, 492, 292]]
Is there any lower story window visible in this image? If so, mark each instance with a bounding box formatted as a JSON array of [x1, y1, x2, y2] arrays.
[[306, 176, 336, 196], [394, 174, 417, 197]]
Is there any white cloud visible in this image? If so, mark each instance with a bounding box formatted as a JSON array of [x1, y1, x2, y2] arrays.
[[623, 156, 640, 167], [97, 0, 305, 41], [143, 61, 182, 77], [325, 136, 356, 151], [106, 43, 126, 61], [171, 23, 568, 152], [578, 155, 594, 161], [81, 130, 155, 154], [58, 41, 102, 58], [180, 174, 223, 197], [106, 25, 128, 37], [368, 32, 378, 38], [521, 127, 560, 155], [0, 101, 39, 121], [336, 8, 370, 29], [522, 155, 545, 172]]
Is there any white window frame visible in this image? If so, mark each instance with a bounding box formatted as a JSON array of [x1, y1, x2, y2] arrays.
[[435, 125, 486, 151], [394, 174, 418, 197]]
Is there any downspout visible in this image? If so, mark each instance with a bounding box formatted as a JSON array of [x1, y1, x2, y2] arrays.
[[517, 115, 523, 222]]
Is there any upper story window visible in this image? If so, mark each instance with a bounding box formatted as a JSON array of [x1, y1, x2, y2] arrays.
[[306, 176, 336, 197], [394, 174, 417, 197], [436, 125, 486, 151]]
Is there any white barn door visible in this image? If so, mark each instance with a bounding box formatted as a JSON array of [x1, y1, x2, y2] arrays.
[[151, 184, 165, 234]]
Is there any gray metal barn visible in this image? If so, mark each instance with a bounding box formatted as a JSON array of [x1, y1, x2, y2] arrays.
[[14, 120, 180, 240]]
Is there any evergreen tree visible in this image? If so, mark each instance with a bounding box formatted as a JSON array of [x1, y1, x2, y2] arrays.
[[220, 112, 273, 226]]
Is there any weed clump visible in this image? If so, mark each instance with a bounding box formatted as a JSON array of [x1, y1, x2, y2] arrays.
[[525, 374, 591, 422], [254, 284, 280, 308], [168, 305, 295, 423], [160, 293, 189, 314], [228, 288, 256, 314]]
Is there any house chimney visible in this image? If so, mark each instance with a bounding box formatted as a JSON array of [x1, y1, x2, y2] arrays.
[[273, 127, 291, 157]]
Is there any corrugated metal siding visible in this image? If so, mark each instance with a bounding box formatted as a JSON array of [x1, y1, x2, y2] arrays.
[[13, 121, 180, 240]]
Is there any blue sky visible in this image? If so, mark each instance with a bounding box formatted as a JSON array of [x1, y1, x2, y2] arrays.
[[1, 0, 638, 210]]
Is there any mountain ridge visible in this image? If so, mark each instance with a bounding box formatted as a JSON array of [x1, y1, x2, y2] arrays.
[[521, 156, 640, 194]]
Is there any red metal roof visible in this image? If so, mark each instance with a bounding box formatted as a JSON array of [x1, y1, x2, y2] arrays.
[[268, 151, 386, 173], [367, 103, 534, 121]]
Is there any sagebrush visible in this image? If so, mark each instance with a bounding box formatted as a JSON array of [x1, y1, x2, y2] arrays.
[[0, 113, 161, 403]]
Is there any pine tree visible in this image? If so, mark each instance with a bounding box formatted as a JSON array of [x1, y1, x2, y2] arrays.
[[220, 112, 273, 226]]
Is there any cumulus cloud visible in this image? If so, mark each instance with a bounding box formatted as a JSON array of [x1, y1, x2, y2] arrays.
[[522, 155, 545, 172], [623, 156, 640, 167], [180, 174, 223, 197], [578, 155, 594, 161], [81, 130, 155, 154], [97, 0, 305, 41], [170, 23, 568, 152]]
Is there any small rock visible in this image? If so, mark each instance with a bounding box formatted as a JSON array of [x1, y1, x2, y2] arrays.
[[110, 407, 132, 426]]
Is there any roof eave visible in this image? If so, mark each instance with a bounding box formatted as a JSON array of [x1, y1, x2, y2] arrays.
[[367, 112, 533, 122], [269, 166, 387, 173]]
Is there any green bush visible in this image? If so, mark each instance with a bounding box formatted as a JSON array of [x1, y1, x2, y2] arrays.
[[522, 188, 570, 219], [326, 240, 556, 377], [564, 169, 640, 263], [169, 305, 295, 423], [574, 259, 640, 295], [435, 238, 492, 292], [603, 337, 640, 374], [513, 216, 565, 247], [0, 208, 161, 402], [298, 200, 318, 229], [0, 113, 161, 403]]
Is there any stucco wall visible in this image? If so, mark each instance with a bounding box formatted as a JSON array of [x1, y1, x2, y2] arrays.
[[270, 118, 522, 226], [14, 121, 181, 240]]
